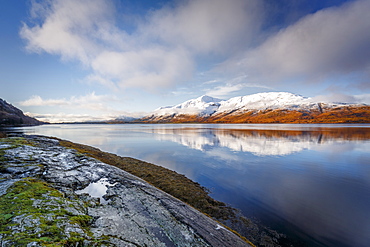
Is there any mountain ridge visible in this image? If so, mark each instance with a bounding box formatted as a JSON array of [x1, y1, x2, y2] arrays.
[[155, 94, 223, 116], [139, 92, 370, 123], [0, 98, 43, 126]]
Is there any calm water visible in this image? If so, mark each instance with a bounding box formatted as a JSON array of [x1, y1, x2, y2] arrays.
[[10, 124, 370, 247]]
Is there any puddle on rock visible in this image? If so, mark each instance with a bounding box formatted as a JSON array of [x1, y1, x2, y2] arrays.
[[75, 178, 117, 204]]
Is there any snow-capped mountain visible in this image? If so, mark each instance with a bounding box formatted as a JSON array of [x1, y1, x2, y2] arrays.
[[155, 95, 222, 116], [140, 92, 369, 123], [217, 92, 317, 112], [153, 92, 349, 116]]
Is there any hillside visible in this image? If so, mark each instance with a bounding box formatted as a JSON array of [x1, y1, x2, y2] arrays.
[[139, 92, 370, 123], [0, 98, 43, 126]]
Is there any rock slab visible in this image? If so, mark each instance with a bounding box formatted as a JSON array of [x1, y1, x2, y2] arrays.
[[0, 136, 251, 247]]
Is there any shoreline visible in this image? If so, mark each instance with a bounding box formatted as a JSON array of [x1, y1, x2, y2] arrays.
[[49, 135, 285, 246], [0, 133, 290, 246], [0, 134, 254, 246]]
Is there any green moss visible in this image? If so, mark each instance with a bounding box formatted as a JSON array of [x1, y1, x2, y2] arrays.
[[0, 213, 12, 225], [70, 215, 93, 227], [0, 178, 96, 246], [0, 149, 7, 166], [0, 137, 36, 149]]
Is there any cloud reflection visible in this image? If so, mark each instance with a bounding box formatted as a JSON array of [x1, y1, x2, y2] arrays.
[[145, 128, 370, 156]]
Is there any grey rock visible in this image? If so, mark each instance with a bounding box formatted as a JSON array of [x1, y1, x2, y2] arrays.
[[0, 136, 251, 247]]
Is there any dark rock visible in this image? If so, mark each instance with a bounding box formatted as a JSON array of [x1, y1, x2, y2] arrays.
[[0, 98, 43, 126]]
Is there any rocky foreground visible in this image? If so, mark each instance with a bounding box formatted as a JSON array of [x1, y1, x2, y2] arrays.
[[0, 135, 252, 246]]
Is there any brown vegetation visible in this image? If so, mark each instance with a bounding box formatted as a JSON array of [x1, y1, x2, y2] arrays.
[[138, 106, 370, 124], [214, 128, 370, 141]]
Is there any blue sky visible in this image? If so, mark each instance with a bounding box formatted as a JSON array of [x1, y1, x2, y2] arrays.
[[1, 0, 370, 122]]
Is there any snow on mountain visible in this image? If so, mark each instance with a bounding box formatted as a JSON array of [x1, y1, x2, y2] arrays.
[[217, 92, 314, 112], [154, 95, 222, 116], [152, 92, 351, 117]]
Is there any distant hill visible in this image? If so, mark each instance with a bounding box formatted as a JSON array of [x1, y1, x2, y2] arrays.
[[0, 98, 43, 126], [139, 92, 370, 123]]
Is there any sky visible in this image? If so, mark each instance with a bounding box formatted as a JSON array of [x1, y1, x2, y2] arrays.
[[1, 0, 370, 123]]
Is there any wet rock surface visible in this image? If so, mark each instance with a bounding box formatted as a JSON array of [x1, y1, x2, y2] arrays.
[[0, 135, 251, 246]]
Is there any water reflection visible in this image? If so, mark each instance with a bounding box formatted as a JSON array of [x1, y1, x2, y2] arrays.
[[143, 127, 370, 156], [8, 124, 370, 247], [75, 178, 117, 204]]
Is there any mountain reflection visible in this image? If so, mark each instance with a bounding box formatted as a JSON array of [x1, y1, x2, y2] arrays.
[[145, 127, 370, 156]]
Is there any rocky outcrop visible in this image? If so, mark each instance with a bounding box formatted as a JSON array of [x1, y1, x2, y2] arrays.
[[0, 98, 43, 126], [0, 135, 251, 246]]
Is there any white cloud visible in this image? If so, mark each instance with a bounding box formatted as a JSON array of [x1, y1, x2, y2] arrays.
[[90, 48, 194, 90], [20, 0, 263, 92], [207, 84, 245, 98], [205, 75, 272, 98], [20, 92, 117, 112], [143, 0, 263, 53], [20, 0, 195, 90], [25, 112, 115, 123], [85, 74, 118, 91], [220, 0, 370, 87], [20, 92, 149, 123], [354, 94, 370, 104], [20, 95, 69, 106], [20, 0, 370, 100], [26, 110, 145, 123], [311, 93, 370, 105], [311, 94, 357, 104], [20, 0, 113, 64]]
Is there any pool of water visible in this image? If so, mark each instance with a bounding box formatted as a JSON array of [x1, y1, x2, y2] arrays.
[[75, 178, 117, 204]]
